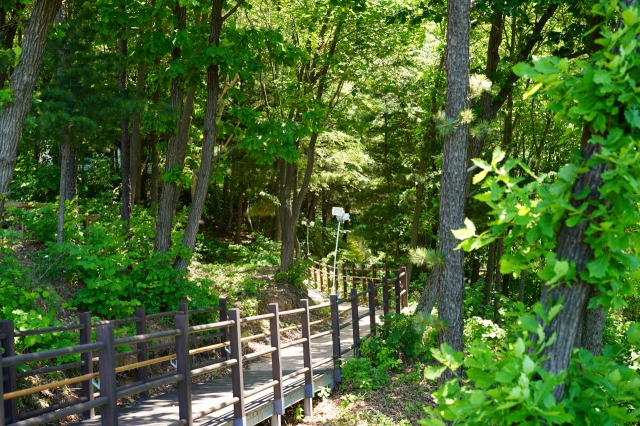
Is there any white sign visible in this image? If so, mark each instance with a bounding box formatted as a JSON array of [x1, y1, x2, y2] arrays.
[[332, 207, 345, 216]]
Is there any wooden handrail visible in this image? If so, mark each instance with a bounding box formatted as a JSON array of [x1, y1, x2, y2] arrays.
[[3, 372, 99, 400]]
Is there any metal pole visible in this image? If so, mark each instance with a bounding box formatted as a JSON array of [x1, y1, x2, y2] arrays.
[[332, 218, 342, 294]]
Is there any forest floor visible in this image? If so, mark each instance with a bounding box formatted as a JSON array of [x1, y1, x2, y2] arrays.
[[275, 364, 435, 426]]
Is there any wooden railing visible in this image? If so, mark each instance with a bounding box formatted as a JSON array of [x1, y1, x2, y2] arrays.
[[0, 266, 408, 426]]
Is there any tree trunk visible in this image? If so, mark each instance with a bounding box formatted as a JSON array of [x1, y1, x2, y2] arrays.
[[0, 0, 62, 217], [235, 190, 243, 244], [407, 147, 427, 283], [483, 241, 495, 305], [63, 144, 77, 203], [470, 256, 480, 285], [518, 270, 526, 303], [57, 136, 71, 244], [437, 0, 471, 374], [153, 2, 191, 254], [278, 133, 319, 272], [174, 0, 223, 271], [119, 37, 132, 225], [415, 263, 443, 318], [131, 63, 145, 204], [493, 238, 504, 323], [539, 131, 608, 400]]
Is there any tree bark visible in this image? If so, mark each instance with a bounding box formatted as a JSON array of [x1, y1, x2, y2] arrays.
[[539, 132, 608, 400], [119, 37, 132, 225], [0, 0, 62, 217], [483, 241, 495, 305], [415, 263, 443, 318], [518, 270, 526, 303], [173, 0, 223, 271], [63, 144, 77, 203], [153, 2, 192, 254], [235, 190, 243, 244], [57, 136, 71, 244], [437, 0, 471, 371]]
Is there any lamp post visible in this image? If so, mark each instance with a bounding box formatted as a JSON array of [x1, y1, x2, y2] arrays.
[[331, 207, 350, 294], [301, 220, 315, 257]]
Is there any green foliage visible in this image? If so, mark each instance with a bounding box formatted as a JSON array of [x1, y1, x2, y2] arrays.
[[422, 305, 640, 425], [343, 312, 435, 392], [456, 3, 640, 314], [0, 229, 76, 354], [13, 203, 217, 318]]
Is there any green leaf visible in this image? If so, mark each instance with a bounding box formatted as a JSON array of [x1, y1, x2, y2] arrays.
[[522, 355, 535, 374], [473, 169, 489, 184], [523, 82, 543, 100], [627, 323, 640, 345], [491, 148, 505, 166], [587, 256, 608, 279], [514, 338, 525, 357], [451, 227, 474, 241], [424, 366, 446, 381]]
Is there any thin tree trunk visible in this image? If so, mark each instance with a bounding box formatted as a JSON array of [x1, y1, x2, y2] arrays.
[[407, 148, 427, 283], [518, 270, 526, 302], [415, 263, 443, 318], [173, 0, 223, 271], [57, 137, 71, 244], [64, 144, 77, 203], [437, 0, 471, 378], [483, 241, 495, 305], [131, 63, 145, 204], [235, 190, 243, 244], [0, 0, 62, 217], [119, 37, 132, 225], [493, 238, 504, 323], [153, 3, 190, 254]]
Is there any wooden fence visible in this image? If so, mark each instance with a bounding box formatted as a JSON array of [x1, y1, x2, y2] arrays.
[[1, 266, 408, 426]]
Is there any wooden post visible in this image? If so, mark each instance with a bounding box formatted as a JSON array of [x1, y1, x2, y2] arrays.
[[372, 264, 378, 304], [350, 288, 360, 357], [175, 314, 192, 426], [0, 321, 16, 425], [228, 309, 246, 425], [401, 265, 408, 309], [326, 264, 332, 293], [79, 313, 94, 419], [395, 268, 402, 314], [351, 264, 356, 290], [97, 325, 117, 426], [342, 264, 347, 298], [330, 294, 342, 383], [134, 307, 149, 401], [361, 263, 366, 303], [313, 267, 318, 288], [180, 301, 189, 317], [219, 298, 228, 360], [319, 267, 324, 292], [382, 276, 389, 316], [0, 354, 4, 426], [268, 304, 284, 426], [368, 281, 376, 335], [300, 299, 314, 416]]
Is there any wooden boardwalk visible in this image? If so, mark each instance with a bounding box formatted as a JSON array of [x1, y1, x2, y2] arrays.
[[78, 306, 374, 426]]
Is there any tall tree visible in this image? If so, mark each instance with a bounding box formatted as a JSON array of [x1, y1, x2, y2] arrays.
[[0, 0, 63, 216], [436, 0, 471, 378]]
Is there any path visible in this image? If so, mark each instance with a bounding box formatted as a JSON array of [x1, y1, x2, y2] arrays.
[[79, 306, 376, 426]]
